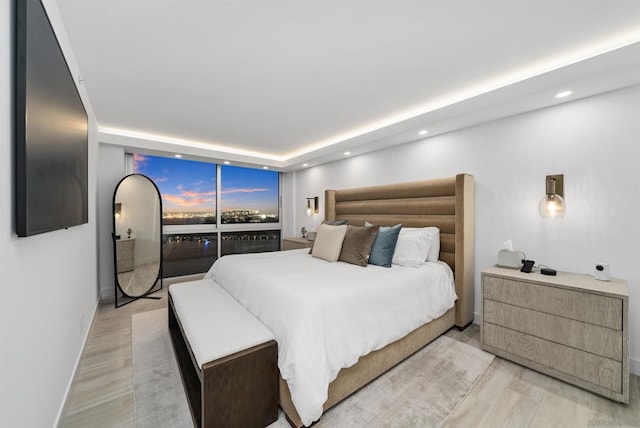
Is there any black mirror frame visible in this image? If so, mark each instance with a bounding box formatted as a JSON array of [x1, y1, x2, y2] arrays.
[[112, 173, 163, 308]]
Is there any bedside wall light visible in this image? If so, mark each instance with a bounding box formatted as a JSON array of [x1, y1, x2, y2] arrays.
[[539, 174, 566, 218], [114, 203, 122, 219], [306, 197, 319, 216]]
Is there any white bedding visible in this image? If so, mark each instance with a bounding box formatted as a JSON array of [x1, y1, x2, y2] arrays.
[[205, 249, 456, 426]]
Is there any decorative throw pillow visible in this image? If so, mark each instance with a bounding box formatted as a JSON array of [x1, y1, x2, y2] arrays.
[[392, 230, 431, 267], [366, 223, 402, 268], [308, 220, 349, 253], [338, 225, 380, 267], [311, 224, 348, 262], [400, 227, 440, 262]]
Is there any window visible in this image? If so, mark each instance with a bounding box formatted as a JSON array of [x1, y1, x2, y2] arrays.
[[131, 154, 281, 277], [221, 230, 281, 256], [162, 233, 218, 277], [133, 154, 216, 225], [221, 165, 279, 224]]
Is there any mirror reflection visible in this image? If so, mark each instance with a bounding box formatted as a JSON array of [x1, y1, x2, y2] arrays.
[[113, 174, 162, 300]]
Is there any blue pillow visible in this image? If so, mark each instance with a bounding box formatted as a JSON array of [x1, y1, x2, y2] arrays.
[[367, 224, 402, 267]]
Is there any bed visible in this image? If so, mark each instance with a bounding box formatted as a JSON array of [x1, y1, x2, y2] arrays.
[[207, 173, 475, 427]]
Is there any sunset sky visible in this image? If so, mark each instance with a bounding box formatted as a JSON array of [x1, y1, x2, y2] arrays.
[[133, 154, 279, 215]]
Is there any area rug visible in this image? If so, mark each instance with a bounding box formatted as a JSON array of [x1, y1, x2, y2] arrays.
[[132, 309, 192, 428], [132, 309, 494, 428]]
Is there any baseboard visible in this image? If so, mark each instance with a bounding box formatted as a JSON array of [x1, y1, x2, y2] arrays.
[[473, 311, 481, 325], [100, 287, 115, 300], [53, 297, 100, 428]]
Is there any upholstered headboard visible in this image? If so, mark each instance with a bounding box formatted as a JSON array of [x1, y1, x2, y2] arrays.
[[324, 174, 474, 328]]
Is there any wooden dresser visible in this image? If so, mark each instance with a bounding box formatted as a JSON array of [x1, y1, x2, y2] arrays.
[[282, 237, 313, 251], [481, 266, 629, 403], [115, 238, 135, 273]]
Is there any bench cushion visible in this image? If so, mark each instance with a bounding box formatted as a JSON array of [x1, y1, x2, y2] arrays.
[[169, 280, 275, 369]]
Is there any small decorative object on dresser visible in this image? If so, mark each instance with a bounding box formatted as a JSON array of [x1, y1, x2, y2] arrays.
[[282, 237, 314, 251], [481, 266, 629, 403]]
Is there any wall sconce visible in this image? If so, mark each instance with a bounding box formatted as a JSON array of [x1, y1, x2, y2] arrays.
[[306, 197, 319, 216], [114, 203, 122, 219], [538, 174, 566, 218]]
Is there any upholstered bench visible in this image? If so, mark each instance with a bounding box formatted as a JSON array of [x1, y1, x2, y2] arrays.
[[168, 280, 278, 428]]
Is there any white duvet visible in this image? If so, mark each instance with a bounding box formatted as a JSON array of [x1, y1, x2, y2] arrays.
[[205, 249, 456, 426]]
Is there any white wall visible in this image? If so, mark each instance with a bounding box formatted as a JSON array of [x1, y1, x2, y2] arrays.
[[97, 145, 126, 297], [288, 85, 640, 375], [0, 0, 100, 426]]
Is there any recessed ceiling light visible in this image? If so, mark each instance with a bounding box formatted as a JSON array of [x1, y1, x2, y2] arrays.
[[174, 154, 182, 158], [263, 166, 269, 169], [344, 151, 351, 156], [419, 130, 428, 135], [555, 90, 572, 99], [223, 161, 230, 165], [302, 163, 308, 167]]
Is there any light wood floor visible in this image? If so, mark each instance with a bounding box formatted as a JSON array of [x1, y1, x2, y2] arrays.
[[59, 288, 640, 427]]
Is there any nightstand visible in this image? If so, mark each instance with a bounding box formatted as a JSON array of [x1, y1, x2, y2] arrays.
[[282, 237, 313, 251], [481, 266, 629, 403]]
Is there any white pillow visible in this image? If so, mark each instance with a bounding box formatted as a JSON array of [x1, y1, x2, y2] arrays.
[[399, 227, 440, 262], [425, 227, 440, 262], [311, 224, 348, 262], [392, 231, 431, 267]]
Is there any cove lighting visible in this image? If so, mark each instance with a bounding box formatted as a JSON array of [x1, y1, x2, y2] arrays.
[[555, 90, 572, 98], [283, 31, 640, 160], [99, 127, 284, 161], [100, 30, 640, 164]]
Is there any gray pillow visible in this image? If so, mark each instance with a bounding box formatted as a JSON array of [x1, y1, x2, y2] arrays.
[[367, 224, 402, 267], [338, 225, 380, 267], [322, 220, 348, 226]]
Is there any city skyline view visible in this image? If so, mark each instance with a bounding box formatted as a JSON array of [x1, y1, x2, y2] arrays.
[[133, 154, 279, 220]]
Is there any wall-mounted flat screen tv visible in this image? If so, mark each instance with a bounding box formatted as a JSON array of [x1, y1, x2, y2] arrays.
[[15, 0, 88, 237]]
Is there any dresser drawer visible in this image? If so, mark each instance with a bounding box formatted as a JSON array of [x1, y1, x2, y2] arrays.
[[483, 323, 622, 393], [117, 249, 134, 261], [483, 275, 622, 330], [483, 299, 622, 361], [117, 239, 135, 251]]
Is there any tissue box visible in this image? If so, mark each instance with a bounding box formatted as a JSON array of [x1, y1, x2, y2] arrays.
[[497, 250, 525, 269]]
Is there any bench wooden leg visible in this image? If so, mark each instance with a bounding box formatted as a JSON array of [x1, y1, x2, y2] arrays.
[[203, 341, 278, 427]]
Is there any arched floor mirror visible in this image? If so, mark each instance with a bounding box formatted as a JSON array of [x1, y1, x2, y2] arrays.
[[112, 174, 163, 308]]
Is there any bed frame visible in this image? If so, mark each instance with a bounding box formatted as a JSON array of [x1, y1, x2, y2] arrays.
[[280, 173, 475, 427]]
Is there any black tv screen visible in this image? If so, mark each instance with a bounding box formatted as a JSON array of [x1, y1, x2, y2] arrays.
[[15, 0, 88, 237]]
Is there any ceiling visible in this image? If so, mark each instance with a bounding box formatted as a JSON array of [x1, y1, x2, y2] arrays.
[[55, 1, 640, 171]]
